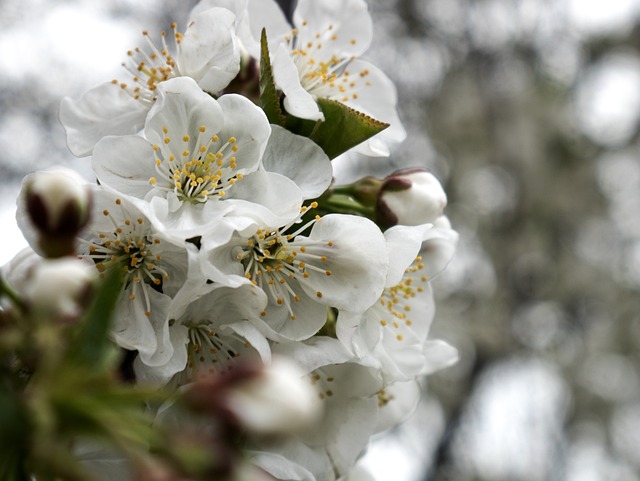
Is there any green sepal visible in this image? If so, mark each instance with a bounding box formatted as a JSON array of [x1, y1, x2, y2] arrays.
[[287, 98, 390, 159], [64, 266, 124, 373], [259, 28, 286, 126]]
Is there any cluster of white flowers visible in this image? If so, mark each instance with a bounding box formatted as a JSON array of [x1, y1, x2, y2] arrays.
[[8, 1, 459, 479]]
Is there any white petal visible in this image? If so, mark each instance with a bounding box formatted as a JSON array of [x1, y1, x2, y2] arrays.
[[293, 0, 373, 58], [184, 282, 268, 325], [420, 226, 459, 280], [272, 337, 353, 374], [421, 340, 459, 375], [218, 93, 272, 165], [59, 81, 148, 157], [384, 224, 431, 288], [336, 308, 381, 359], [251, 449, 324, 481], [257, 282, 328, 342], [245, 0, 291, 54], [374, 380, 421, 433], [143, 194, 234, 243], [134, 324, 189, 387], [338, 60, 406, 156], [92, 135, 156, 199], [273, 44, 324, 121], [145, 77, 225, 148], [226, 169, 302, 227], [180, 8, 240, 93], [223, 321, 272, 364], [298, 214, 388, 312], [112, 285, 171, 359], [261, 125, 333, 199]]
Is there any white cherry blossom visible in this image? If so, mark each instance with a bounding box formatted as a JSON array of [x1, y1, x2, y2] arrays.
[[191, 0, 405, 156], [204, 212, 389, 342], [92, 77, 302, 245], [337, 222, 459, 382], [60, 7, 241, 157], [134, 279, 271, 387], [77, 188, 190, 370]]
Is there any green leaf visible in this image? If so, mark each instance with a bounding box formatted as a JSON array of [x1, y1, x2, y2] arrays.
[[0, 387, 30, 481], [65, 266, 124, 372], [286, 99, 389, 159], [259, 28, 285, 126]]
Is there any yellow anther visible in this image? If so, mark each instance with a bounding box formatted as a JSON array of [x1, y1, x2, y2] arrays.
[[183, 135, 190, 142], [149, 177, 157, 185], [199, 125, 206, 132]]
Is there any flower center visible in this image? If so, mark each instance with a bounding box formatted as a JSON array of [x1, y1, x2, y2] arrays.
[[80, 197, 169, 316], [149, 125, 244, 203], [284, 24, 371, 103], [234, 205, 334, 320], [378, 255, 427, 342], [309, 369, 336, 401], [112, 24, 184, 106], [181, 323, 248, 383]]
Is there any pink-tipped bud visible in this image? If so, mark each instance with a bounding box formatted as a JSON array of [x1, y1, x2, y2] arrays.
[[377, 168, 447, 229]]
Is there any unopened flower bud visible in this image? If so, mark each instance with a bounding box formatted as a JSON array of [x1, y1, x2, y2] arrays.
[[186, 358, 322, 436], [21, 168, 91, 258], [377, 168, 447, 229], [224, 357, 322, 435], [25, 257, 94, 320]]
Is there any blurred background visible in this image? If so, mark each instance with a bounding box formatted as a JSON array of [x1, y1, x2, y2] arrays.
[[1, 0, 640, 479]]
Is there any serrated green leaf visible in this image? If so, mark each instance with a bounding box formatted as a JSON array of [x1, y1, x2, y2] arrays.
[[284, 99, 389, 159], [259, 28, 286, 126], [65, 266, 124, 371]]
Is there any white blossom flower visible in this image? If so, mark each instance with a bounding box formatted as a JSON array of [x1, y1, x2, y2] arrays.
[[60, 7, 241, 156], [78, 188, 190, 370], [92, 77, 302, 244], [192, 0, 406, 156], [337, 222, 459, 382], [204, 212, 389, 342], [190, 0, 289, 59], [134, 272, 271, 387]]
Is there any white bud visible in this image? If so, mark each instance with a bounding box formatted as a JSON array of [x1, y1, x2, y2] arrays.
[[225, 357, 322, 435], [19, 167, 92, 258], [25, 167, 90, 229], [25, 257, 94, 318], [379, 170, 447, 227]]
